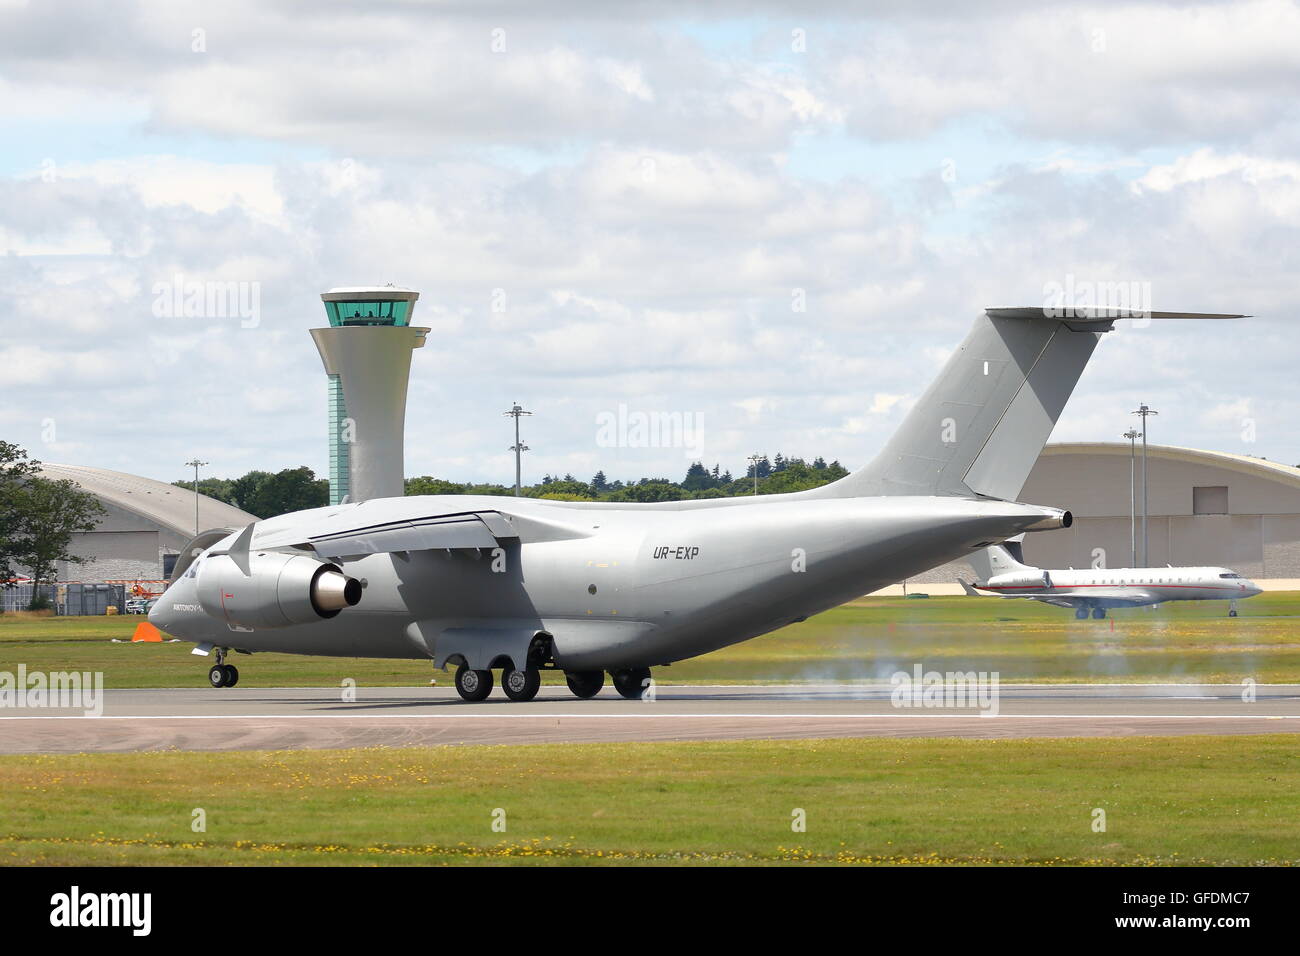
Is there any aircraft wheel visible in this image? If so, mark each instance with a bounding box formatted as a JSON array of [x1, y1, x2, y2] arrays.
[[208, 665, 228, 688], [454, 664, 493, 702], [1075, 608, 1089, 620], [565, 670, 604, 699], [611, 667, 652, 700], [1229, 609, 1238, 617], [223, 664, 239, 687], [502, 667, 541, 702], [1092, 608, 1106, 619]]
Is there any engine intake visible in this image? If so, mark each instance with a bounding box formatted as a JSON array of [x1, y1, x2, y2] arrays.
[[196, 551, 361, 629]]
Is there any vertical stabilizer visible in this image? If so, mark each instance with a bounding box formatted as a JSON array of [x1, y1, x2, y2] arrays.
[[804, 308, 1241, 502]]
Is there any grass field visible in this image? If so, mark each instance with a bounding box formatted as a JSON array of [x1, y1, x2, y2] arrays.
[[2, 736, 1296, 866], [2, 593, 1298, 687]]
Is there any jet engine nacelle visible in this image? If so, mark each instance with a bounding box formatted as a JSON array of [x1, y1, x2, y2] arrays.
[[195, 551, 361, 629], [988, 571, 1051, 590]]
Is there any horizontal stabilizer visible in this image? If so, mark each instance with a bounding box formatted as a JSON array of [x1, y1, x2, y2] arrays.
[[986, 307, 1246, 322]]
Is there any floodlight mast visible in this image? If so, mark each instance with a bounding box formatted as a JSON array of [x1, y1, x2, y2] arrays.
[[184, 458, 208, 535], [1131, 404, 1158, 566], [504, 402, 532, 496]]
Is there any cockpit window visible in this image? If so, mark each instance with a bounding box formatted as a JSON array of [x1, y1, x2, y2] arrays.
[[1219, 572, 1241, 579]]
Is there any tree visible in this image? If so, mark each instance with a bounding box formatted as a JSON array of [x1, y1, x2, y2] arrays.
[[528, 478, 593, 499], [406, 476, 468, 496], [681, 461, 714, 492], [229, 470, 273, 513], [231, 467, 329, 518], [591, 470, 609, 493], [0, 441, 41, 586], [171, 476, 235, 504], [8, 475, 104, 608]]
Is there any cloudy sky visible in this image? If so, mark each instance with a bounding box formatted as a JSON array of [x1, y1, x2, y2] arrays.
[[2, 0, 1298, 488]]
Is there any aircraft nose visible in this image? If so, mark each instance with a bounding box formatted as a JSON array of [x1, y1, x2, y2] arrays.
[[147, 593, 172, 633]]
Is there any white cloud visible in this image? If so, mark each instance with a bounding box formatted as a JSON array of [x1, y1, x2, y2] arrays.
[[1, 1, 1298, 483]]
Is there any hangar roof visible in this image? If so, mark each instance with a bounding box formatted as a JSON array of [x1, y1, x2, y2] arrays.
[[1042, 443, 1300, 489], [37, 464, 257, 539]]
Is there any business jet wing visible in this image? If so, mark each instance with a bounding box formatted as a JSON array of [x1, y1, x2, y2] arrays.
[[1026, 589, 1159, 609]]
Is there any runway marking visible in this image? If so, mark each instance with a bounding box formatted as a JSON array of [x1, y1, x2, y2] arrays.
[[1, 713, 1295, 721]]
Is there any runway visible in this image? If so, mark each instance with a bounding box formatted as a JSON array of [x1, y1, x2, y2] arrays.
[[2, 683, 1298, 753]]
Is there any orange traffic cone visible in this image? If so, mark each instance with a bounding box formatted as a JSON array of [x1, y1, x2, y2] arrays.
[[131, 621, 164, 643]]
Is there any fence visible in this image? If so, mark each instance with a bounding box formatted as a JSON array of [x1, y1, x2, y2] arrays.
[[1, 582, 127, 616]]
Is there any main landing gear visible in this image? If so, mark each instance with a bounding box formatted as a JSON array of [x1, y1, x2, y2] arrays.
[[1075, 608, 1089, 620], [1092, 608, 1107, 619], [207, 648, 239, 688], [454, 663, 494, 701], [450, 663, 654, 702], [502, 666, 541, 702], [611, 667, 652, 700], [1228, 600, 1240, 618], [565, 670, 604, 699], [451, 663, 544, 703]]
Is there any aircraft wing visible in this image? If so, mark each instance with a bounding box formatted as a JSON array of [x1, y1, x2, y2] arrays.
[[1023, 590, 1159, 608], [306, 510, 518, 559]]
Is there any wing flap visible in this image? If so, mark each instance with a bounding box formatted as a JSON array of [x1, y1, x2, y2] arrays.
[[309, 511, 518, 559]]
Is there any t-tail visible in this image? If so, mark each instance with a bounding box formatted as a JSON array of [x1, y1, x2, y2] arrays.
[[968, 535, 1033, 584], [803, 307, 1243, 502]]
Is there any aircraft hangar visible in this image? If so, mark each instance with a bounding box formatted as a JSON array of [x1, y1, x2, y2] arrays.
[[910, 442, 1300, 586], [36, 463, 256, 582]]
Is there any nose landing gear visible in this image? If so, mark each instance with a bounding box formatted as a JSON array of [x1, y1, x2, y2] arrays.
[[207, 648, 239, 687]]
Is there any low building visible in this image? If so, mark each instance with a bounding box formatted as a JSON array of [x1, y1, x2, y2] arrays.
[[907, 443, 1300, 588]]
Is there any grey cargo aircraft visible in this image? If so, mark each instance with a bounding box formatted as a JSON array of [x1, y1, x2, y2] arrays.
[[149, 307, 1239, 701]]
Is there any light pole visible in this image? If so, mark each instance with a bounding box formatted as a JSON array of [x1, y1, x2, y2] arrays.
[[1131, 404, 1158, 566], [503, 403, 532, 496], [184, 458, 208, 536], [1123, 429, 1139, 567], [747, 454, 763, 495]]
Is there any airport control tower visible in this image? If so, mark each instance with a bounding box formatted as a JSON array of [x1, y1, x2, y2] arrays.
[[311, 286, 427, 504]]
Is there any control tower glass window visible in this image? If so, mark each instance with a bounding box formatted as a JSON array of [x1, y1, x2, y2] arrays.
[[325, 299, 412, 327]]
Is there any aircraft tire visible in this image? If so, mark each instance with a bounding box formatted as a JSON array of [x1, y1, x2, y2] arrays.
[[1229, 609, 1238, 617], [565, 670, 604, 699], [612, 667, 651, 700], [1074, 608, 1088, 620], [208, 665, 227, 688], [223, 664, 240, 687], [502, 667, 541, 702], [1092, 608, 1106, 619], [454, 664, 493, 702]]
